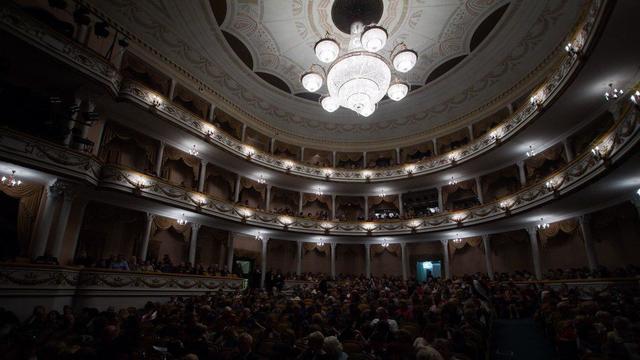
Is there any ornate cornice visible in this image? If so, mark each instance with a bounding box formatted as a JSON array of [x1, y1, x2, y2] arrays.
[[0, 0, 609, 183]]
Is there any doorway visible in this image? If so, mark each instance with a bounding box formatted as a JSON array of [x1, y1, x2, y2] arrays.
[[416, 260, 441, 282]]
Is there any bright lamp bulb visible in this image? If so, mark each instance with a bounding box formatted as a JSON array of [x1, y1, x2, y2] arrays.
[[361, 26, 387, 52], [387, 82, 409, 101], [393, 49, 418, 73], [315, 38, 339, 63], [301, 71, 323, 92], [320, 95, 340, 112]]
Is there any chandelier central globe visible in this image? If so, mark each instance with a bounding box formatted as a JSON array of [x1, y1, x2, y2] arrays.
[[300, 21, 417, 117]]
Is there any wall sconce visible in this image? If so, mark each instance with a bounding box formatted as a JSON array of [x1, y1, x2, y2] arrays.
[[405, 164, 415, 175], [244, 145, 255, 158], [283, 160, 295, 171], [323, 168, 333, 179], [362, 170, 372, 181], [564, 42, 580, 57]]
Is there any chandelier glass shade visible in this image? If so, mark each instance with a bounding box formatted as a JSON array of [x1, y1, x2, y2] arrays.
[[301, 22, 417, 117]]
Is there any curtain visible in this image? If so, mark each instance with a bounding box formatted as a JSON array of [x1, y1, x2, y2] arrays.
[[337, 152, 363, 162], [449, 236, 482, 255], [1, 183, 43, 255], [442, 179, 477, 205], [240, 178, 266, 196], [163, 146, 199, 178], [152, 215, 191, 241], [303, 193, 330, 207], [525, 143, 564, 174], [303, 242, 327, 254], [205, 168, 235, 190], [369, 195, 398, 207], [538, 219, 579, 246], [101, 123, 157, 165], [371, 243, 400, 257]]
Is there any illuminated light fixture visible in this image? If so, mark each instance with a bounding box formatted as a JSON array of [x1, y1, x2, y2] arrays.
[[604, 83, 623, 101], [630, 90, 640, 105], [238, 208, 253, 218], [378, 189, 386, 198], [422, 261, 433, 270], [255, 232, 263, 241], [537, 217, 550, 230], [564, 42, 580, 56], [302, 21, 417, 117], [1, 170, 22, 187], [323, 168, 333, 178], [448, 176, 457, 186], [381, 240, 389, 248], [526, 145, 536, 158], [452, 235, 463, 244], [315, 186, 323, 197], [258, 174, 266, 185], [637, 188, 640, 197], [448, 152, 459, 162], [451, 213, 465, 223], [279, 215, 294, 226], [387, 81, 409, 101], [320, 95, 340, 112], [148, 93, 162, 107], [405, 164, 416, 174], [244, 145, 255, 157], [499, 199, 514, 210], [316, 240, 325, 247], [408, 219, 422, 228], [362, 170, 372, 179], [188, 145, 199, 156], [204, 125, 216, 138], [320, 222, 334, 230], [283, 160, 295, 170], [545, 179, 556, 191], [362, 222, 377, 231], [176, 213, 187, 225]]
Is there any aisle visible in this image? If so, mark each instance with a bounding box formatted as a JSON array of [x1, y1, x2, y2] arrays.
[[491, 318, 557, 360]]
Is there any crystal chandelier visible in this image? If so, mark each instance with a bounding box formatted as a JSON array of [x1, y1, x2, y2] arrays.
[[604, 83, 623, 101], [301, 22, 418, 117], [176, 213, 187, 225], [537, 217, 549, 230], [1, 170, 22, 187], [315, 186, 323, 196], [188, 145, 199, 156]]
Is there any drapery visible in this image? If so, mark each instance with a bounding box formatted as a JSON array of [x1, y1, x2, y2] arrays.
[[152, 215, 191, 241], [205, 167, 235, 191], [163, 146, 199, 178], [337, 152, 364, 162], [442, 179, 477, 205], [0, 183, 43, 255], [525, 143, 564, 174], [304, 242, 327, 254], [404, 141, 433, 155], [101, 123, 157, 165], [122, 54, 170, 95], [538, 219, 579, 246], [368, 195, 398, 207], [240, 178, 266, 196], [449, 236, 482, 255], [371, 243, 400, 257], [303, 193, 331, 207]]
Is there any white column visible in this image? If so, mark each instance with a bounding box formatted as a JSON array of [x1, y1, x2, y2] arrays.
[[234, 175, 241, 203], [265, 185, 272, 211], [269, 138, 276, 154], [188, 223, 200, 264], [330, 242, 336, 279], [207, 103, 216, 122], [398, 193, 404, 218], [468, 124, 474, 140], [226, 233, 234, 272], [168, 79, 177, 100], [475, 177, 484, 204], [240, 123, 247, 142], [197, 160, 207, 193], [300, 147, 305, 161], [401, 242, 408, 281], [363, 152, 367, 168], [482, 234, 494, 279], [331, 195, 336, 220], [364, 196, 369, 219], [69, 200, 88, 260], [437, 186, 444, 212], [332, 151, 336, 166], [50, 183, 79, 259], [155, 141, 165, 177], [31, 182, 62, 258], [296, 240, 302, 276], [432, 138, 438, 155], [364, 243, 371, 278], [507, 103, 514, 115], [527, 226, 543, 280], [442, 239, 450, 280], [563, 139, 575, 162], [395, 148, 401, 164], [579, 214, 598, 271], [139, 213, 154, 261], [218, 239, 226, 269], [298, 192, 304, 215], [260, 237, 269, 288], [517, 160, 527, 187]]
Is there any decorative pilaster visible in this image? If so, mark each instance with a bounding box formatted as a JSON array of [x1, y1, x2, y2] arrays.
[[468, 124, 474, 140], [298, 192, 304, 215], [155, 141, 165, 177], [69, 199, 88, 260], [363, 152, 367, 168], [395, 148, 401, 164], [563, 138, 575, 162], [364, 243, 371, 278], [296, 240, 302, 276], [432, 138, 438, 155], [139, 213, 154, 261], [188, 223, 200, 264], [63, 97, 81, 147], [441, 239, 450, 280], [332, 151, 336, 166], [241, 123, 247, 142], [437, 186, 444, 212], [364, 196, 369, 219], [578, 214, 598, 271], [234, 175, 241, 203], [226, 233, 234, 272], [300, 147, 305, 161], [517, 160, 527, 187], [527, 226, 542, 280], [265, 185, 272, 211], [475, 177, 484, 204], [260, 237, 269, 288], [398, 193, 404, 217], [330, 242, 336, 279], [207, 103, 216, 122], [168, 79, 177, 100], [331, 195, 336, 220], [197, 160, 207, 193], [49, 181, 80, 259], [269, 138, 276, 154], [401, 242, 408, 281], [482, 234, 494, 279]]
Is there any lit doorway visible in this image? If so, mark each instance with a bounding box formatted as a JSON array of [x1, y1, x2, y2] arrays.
[[416, 260, 441, 282]]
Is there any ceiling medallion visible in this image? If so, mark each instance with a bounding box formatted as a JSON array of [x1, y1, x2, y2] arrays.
[[300, 21, 417, 117]]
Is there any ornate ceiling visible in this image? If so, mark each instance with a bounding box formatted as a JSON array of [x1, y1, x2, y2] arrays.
[[90, 0, 587, 148]]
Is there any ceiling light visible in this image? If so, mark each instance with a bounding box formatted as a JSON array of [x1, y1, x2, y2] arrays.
[[315, 186, 323, 196], [1, 170, 22, 187], [604, 83, 623, 101], [379, 189, 386, 198], [381, 240, 389, 248], [630, 90, 639, 105], [448, 176, 457, 185], [188, 145, 199, 156], [452, 235, 463, 244], [255, 232, 263, 241], [314, 37, 339, 63], [258, 174, 266, 184], [387, 82, 409, 101], [301, 70, 323, 92], [526, 145, 536, 157], [303, 21, 417, 117], [176, 213, 187, 225], [316, 240, 325, 247], [361, 25, 387, 52], [537, 217, 549, 229], [320, 95, 340, 112]]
